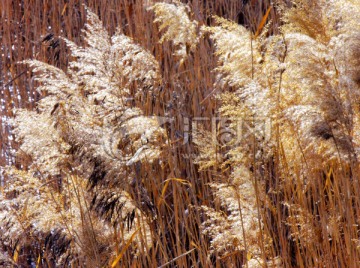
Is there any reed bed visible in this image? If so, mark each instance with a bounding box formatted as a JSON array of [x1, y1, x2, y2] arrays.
[[0, 0, 359, 267]]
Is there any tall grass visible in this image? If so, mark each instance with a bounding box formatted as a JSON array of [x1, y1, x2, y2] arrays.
[[1, 0, 359, 267]]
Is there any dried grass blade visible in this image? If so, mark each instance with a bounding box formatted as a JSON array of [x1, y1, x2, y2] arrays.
[[254, 6, 272, 38], [111, 228, 140, 268]]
